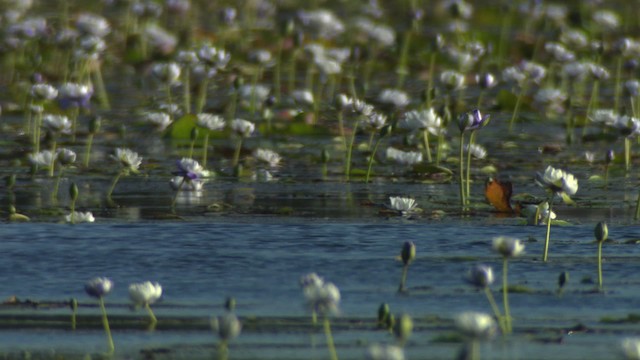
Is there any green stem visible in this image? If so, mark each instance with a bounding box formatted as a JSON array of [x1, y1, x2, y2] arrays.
[[250, 69, 260, 115], [107, 171, 123, 199], [93, 64, 110, 110], [99, 297, 115, 353], [625, 137, 631, 172], [396, 31, 412, 88], [345, 119, 360, 182], [323, 316, 338, 360], [597, 241, 603, 291], [53, 166, 64, 200], [398, 264, 408, 293], [338, 111, 346, 149], [470, 340, 480, 360], [459, 132, 466, 211], [232, 138, 243, 167], [508, 87, 524, 133], [502, 257, 512, 334], [543, 198, 553, 262], [426, 53, 435, 108], [183, 67, 191, 114], [365, 136, 383, 183], [196, 75, 210, 114], [614, 56, 623, 113], [171, 178, 186, 209], [422, 129, 432, 163], [202, 133, 210, 168], [84, 133, 94, 168], [49, 140, 57, 178], [145, 303, 157, 324], [484, 287, 506, 335], [635, 192, 640, 220], [465, 131, 477, 204]]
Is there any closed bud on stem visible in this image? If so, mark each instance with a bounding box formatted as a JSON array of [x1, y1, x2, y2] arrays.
[[69, 183, 79, 201], [379, 124, 393, 138], [225, 297, 236, 312], [190, 127, 199, 141], [606, 149, 615, 164], [377, 303, 390, 327], [400, 241, 416, 265], [5, 174, 15, 189], [393, 313, 413, 343], [321, 149, 330, 163], [595, 221, 608, 243], [558, 271, 569, 289], [69, 298, 78, 311]]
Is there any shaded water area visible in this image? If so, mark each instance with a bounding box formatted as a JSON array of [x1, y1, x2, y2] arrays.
[[2, 0, 640, 359]]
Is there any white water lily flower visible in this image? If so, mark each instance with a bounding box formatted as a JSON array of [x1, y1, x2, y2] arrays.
[[196, 113, 225, 131], [466, 264, 494, 288], [57, 148, 77, 165], [291, 89, 314, 106], [42, 114, 72, 134], [362, 112, 388, 132], [440, 70, 466, 91], [253, 148, 281, 167], [239, 84, 270, 104], [522, 202, 556, 225], [76, 13, 110, 37], [31, 83, 58, 101], [466, 143, 487, 159], [399, 108, 442, 135], [301, 272, 340, 315], [145, 112, 172, 131], [621, 338, 640, 360], [65, 211, 95, 223], [129, 281, 162, 305], [28, 150, 56, 167], [388, 196, 418, 214], [152, 62, 181, 85], [377, 89, 409, 108], [112, 148, 142, 173], [386, 147, 423, 165], [230, 118, 255, 137], [366, 343, 405, 360], [85, 277, 113, 298], [455, 311, 497, 339], [211, 312, 242, 341], [536, 165, 578, 196], [590, 109, 618, 126], [492, 236, 525, 258]]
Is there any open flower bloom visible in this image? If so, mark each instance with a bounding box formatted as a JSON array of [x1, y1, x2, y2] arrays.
[[85, 277, 113, 298], [129, 281, 162, 305], [112, 148, 143, 174], [31, 83, 58, 101], [301, 273, 340, 315], [377, 89, 409, 108], [621, 338, 640, 360], [196, 113, 225, 131], [230, 118, 255, 137], [42, 114, 72, 134], [492, 236, 525, 258], [535, 165, 578, 196], [458, 109, 490, 132], [466, 264, 494, 288], [144, 112, 172, 131], [253, 148, 282, 167], [455, 311, 497, 340], [65, 211, 95, 223], [28, 150, 56, 168], [386, 147, 423, 165], [522, 202, 556, 225], [366, 343, 405, 360], [388, 196, 418, 214], [398, 108, 442, 135], [173, 158, 207, 180], [58, 82, 93, 109], [211, 312, 242, 341]]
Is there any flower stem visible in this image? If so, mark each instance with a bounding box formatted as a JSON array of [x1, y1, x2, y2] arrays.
[[345, 119, 360, 182], [106, 171, 123, 199], [465, 130, 477, 204], [422, 129, 432, 163], [625, 137, 631, 172], [84, 133, 94, 167], [232, 138, 243, 167], [459, 132, 466, 211], [398, 264, 409, 293], [502, 257, 512, 334], [99, 297, 115, 353], [145, 303, 158, 324], [171, 178, 186, 209], [543, 198, 553, 262], [365, 136, 383, 183], [53, 166, 64, 201], [484, 287, 506, 335], [183, 67, 191, 114], [49, 140, 57, 178], [323, 316, 339, 360], [508, 87, 524, 133], [635, 192, 640, 220], [202, 133, 210, 168], [196, 75, 210, 114], [597, 241, 603, 291]]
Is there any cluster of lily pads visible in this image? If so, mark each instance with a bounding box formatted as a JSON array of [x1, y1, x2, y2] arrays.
[[2, 0, 640, 358]]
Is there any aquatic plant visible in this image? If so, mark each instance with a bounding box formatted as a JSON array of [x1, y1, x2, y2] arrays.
[[455, 311, 496, 360], [300, 272, 340, 360], [366, 343, 405, 360], [397, 241, 415, 293], [171, 158, 207, 207], [196, 113, 225, 168], [458, 109, 490, 210], [492, 236, 525, 334], [107, 148, 143, 200], [85, 277, 115, 353], [621, 338, 640, 360], [465, 264, 505, 334], [594, 221, 608, 291], [211, 311, 242, 359], [535, 165, 578, 261], [387, 197, 418, 216], [229, 119, 255, 168], [392, 313, 412, 347], [129, 281, 162, 326]]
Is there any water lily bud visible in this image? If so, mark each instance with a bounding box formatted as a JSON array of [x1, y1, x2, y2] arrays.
[[476, 72, 497, 89], [379, 124, 393, 138], [321, 149, 330, 163], [595, 221, 608, 243], [558, 271, 569, 289], [233, 163, 243, 177], [8, 205, 16, 215], [458, 112, 474, 133], [5, 174, 15, 189], [400, 241, 416, 265], [89, 116, 101, 134], [69, 182, 79, 201], [225, 297, 236, 312], [606, 149, 615, 164], [393, 313, 413, 343], [377, 303, 390, 328]]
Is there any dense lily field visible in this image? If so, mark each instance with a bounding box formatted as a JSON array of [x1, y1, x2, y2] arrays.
[[3, 0, 640, 359]]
